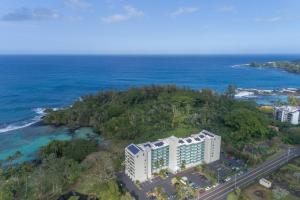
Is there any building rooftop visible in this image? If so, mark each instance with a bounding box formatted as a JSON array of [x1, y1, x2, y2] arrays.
[[127, 144, 140, 155], [126, 130, 218, 152], [275, 105, 300, 113], [186, 138, 192, 143], [199, 130, 216, 138], [179, 139, 185, 144]]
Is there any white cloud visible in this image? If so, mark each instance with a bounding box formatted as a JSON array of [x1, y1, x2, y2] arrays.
[[64, 0, 91, 9], [218, 5, 235, 13], [102, 14, 127, 23], [124, 5, 144, 17], [171, 7, 199, 16], [101, 5, 144, 24], [1, 7, 61, 21], [255, 16, 282, 22]]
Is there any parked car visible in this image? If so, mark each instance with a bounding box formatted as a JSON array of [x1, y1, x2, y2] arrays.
[[168, 195, 176, 200], [205, 186, 212, 191], [220, 179, 226, 184], [189, 182, 199, 189], [237, 171, 244, 176], [212, 183, 219, 188], [225, 177, 231, 182]]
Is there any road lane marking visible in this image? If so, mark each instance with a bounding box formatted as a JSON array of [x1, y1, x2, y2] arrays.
[[199, 153, 287, 198], [202, 153, 297, 200], [201, 153, 299, 200], [199, 152, 298, 200]]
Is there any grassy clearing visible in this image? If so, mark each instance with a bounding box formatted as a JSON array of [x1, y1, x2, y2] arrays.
[[270, 157, 300, 194], [242, 184, 272, 200]]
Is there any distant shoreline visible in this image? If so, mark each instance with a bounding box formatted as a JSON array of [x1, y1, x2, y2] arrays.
[[249, 60, 300, 74]]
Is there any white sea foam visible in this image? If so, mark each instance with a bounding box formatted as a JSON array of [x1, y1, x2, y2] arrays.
[[231, 63, 250, 68], [0, 107, 58, 134], [0, 121, 38, 134], [235, 91, 256, 98], [33, 107, 46, 115]]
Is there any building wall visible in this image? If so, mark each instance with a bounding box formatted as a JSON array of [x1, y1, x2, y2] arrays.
[[177, 142, 204, 169], [125, 131, 221, 182], [151, 146, 169, 173], [204, 135, 221, 163], [145, 149, 152, 179], [125, 149, 149, 182], [289, 111, 299, 125], [125, 150, 135, 180], [275, 110, 284, 121], [134, 151, 148, 182], [275, 107, 300, 125], [167, 137, 179, 173]]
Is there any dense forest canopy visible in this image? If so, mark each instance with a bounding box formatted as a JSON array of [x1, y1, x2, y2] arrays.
[[43, 85, 271, 149]]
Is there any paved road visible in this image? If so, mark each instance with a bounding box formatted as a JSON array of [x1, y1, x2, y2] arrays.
[[198, 147, 300, 200]]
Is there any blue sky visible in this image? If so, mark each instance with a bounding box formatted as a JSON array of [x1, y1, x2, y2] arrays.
[[0, 0, 300, 54]]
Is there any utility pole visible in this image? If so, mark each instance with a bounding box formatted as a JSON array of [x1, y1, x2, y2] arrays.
[[287, 147, 291, 163], [217, 168, 221, 184], [234, 174, 237, 189]]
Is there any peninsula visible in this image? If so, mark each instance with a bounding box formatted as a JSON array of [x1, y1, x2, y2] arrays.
[[249, 60, 300, 74]]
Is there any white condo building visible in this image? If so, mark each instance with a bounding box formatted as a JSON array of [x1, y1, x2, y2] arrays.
[[275, 106, 300, 125], [125, 130, 221, 182]]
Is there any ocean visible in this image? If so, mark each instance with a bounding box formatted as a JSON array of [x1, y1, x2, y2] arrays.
[[1, 54, 300, 161]]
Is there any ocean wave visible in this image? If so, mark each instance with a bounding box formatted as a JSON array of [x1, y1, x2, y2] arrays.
[[231, 63, 250, 68], [0, 107, 57, 134], [0, 120, 38, 134], [235, 91, 256, 98], [33, 107, 46, 115]]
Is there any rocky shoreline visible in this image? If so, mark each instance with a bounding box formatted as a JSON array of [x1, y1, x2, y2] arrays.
[[235, 88, 300, 97]]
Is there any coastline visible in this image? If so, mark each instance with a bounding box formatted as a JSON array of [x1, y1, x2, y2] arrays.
[[1, 85, 299, 163], [249, 60, 300, 75], [0, 123, 100, 164]]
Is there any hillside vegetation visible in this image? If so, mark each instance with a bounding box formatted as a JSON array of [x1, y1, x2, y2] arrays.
[[0, 85, 281, 199], [44, 85, 271, 150]]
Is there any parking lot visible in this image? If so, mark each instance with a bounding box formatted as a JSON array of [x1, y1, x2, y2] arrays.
[[179, 170, 210, 188], [117, 167, 212, 200], [204, 151, 247, 182]]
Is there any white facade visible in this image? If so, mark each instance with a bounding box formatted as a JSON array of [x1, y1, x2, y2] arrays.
[[202, 130, 221, 163], [275, 106, 300, 125], [259, 178, 272, 188], [125, 144, 150, 182], [125, 130, 221, 182]]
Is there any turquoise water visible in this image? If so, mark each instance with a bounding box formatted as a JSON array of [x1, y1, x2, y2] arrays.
[[0, 126, 99, 163], [1, 55, 300, 162]]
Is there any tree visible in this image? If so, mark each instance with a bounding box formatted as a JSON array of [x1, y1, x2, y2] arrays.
[[120, 192, 134, 200], [226, 84, 237, 98], [227, 188, 248, 200], [39, 139, 97, 162], [180, 160, 186, 170], [175, 183, 186, 200], [68, 196, 80, 200], [95, 180, 122, 200], [154, 186, 167, 200], [288, 95, 300, 106], [5, 151, 23, 183], [0, 180, 15, 200], [224, 108, 268, 143]]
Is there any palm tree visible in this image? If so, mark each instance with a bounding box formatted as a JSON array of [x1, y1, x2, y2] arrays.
[[154, 186, 167, 200], [181, 160, 186, 170]]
